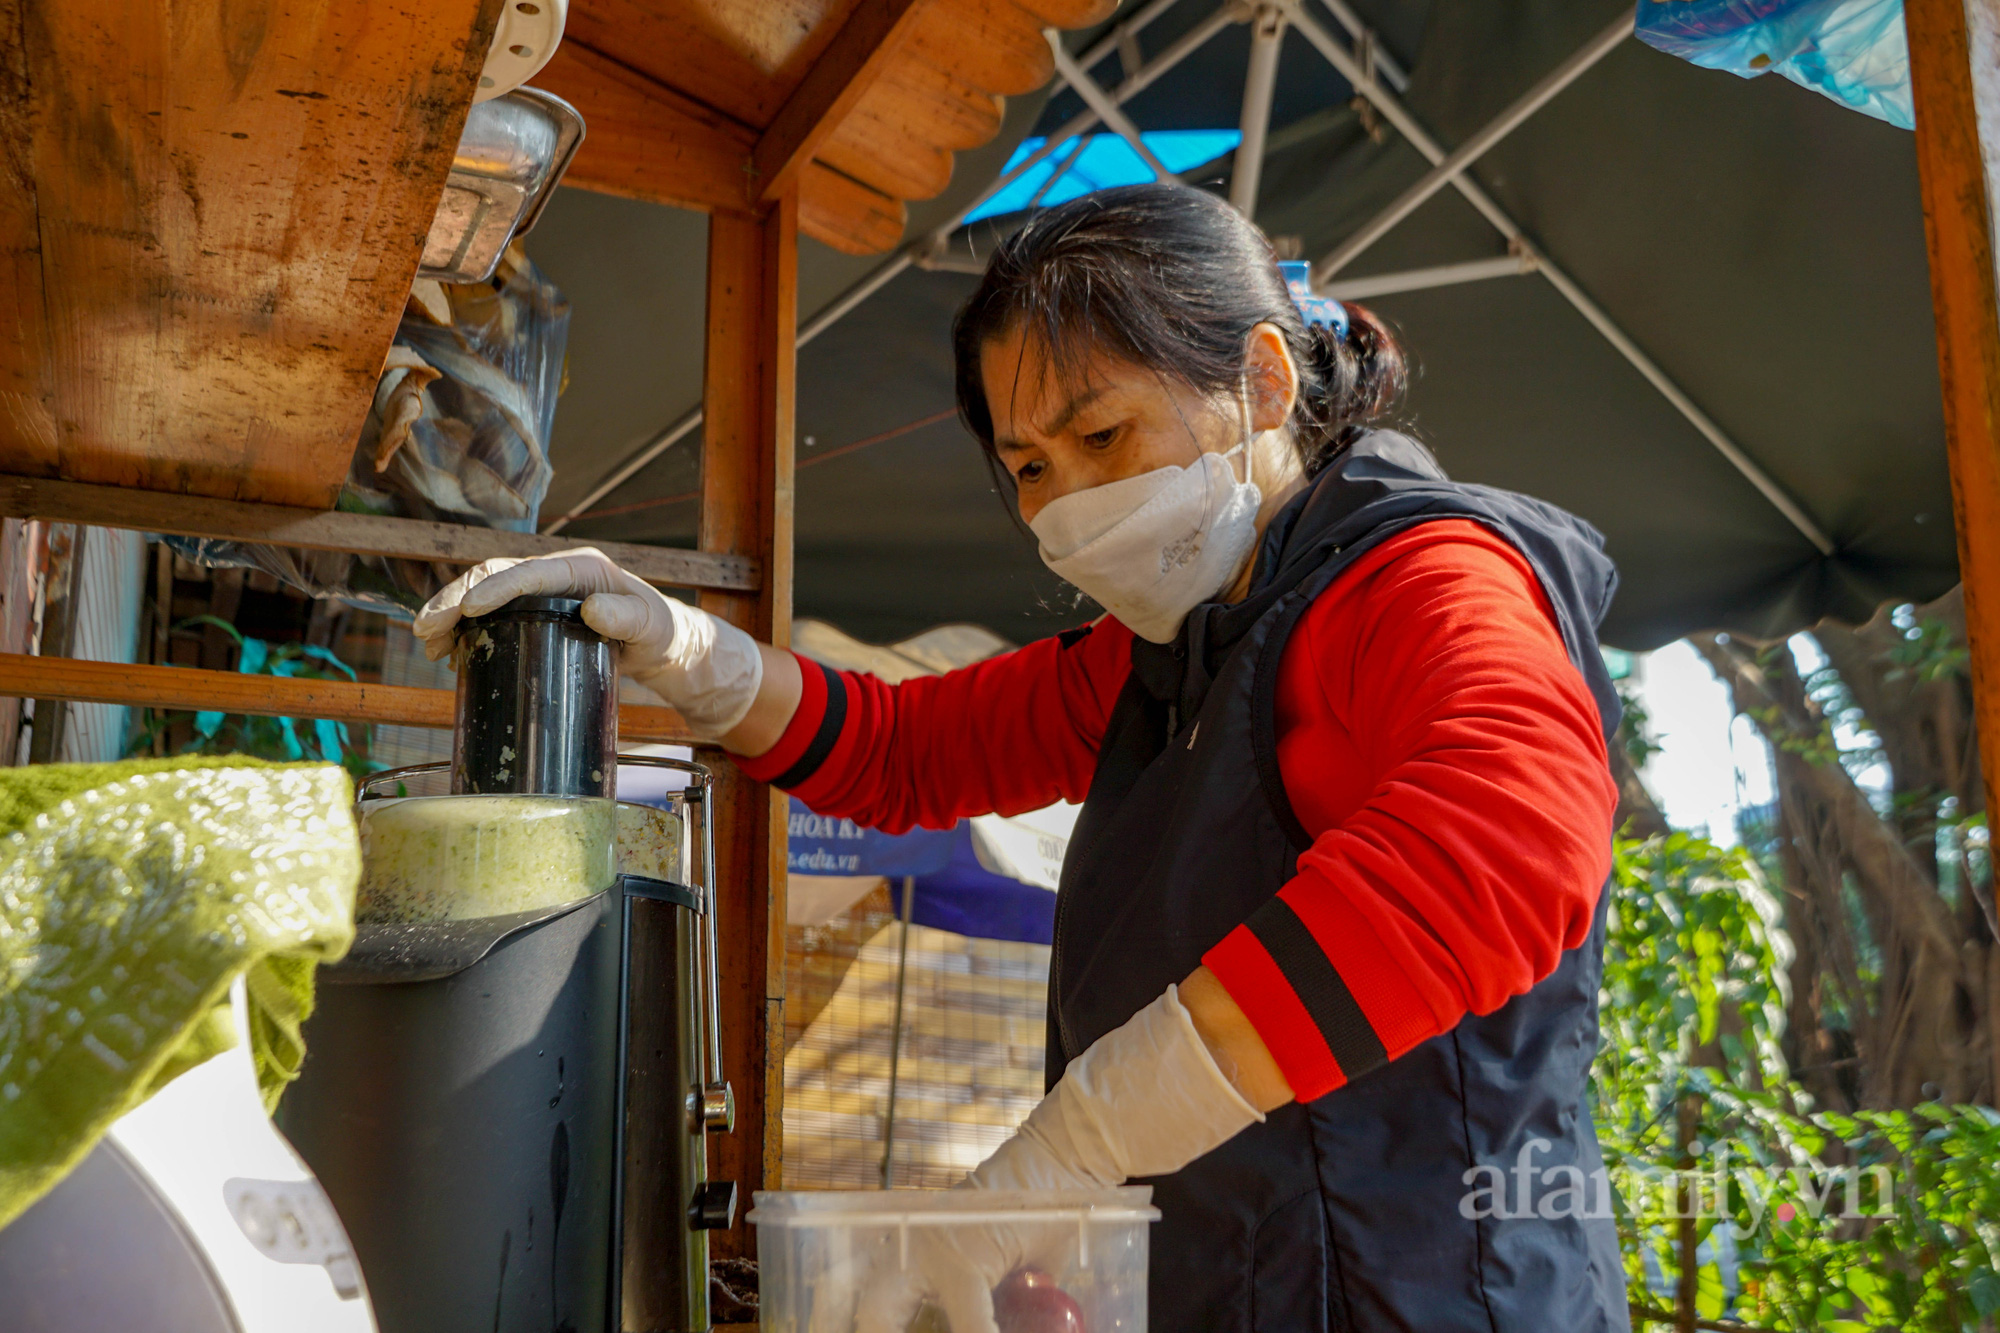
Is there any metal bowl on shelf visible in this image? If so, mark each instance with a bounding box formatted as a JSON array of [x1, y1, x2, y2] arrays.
[[419, 88, 585, 285]]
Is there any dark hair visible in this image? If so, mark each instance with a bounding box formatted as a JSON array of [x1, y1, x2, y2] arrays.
[[952, 183, 1409, 481]]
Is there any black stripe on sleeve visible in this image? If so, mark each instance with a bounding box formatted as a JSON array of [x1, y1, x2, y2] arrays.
[[1244, 896, 1390, 1081], [771, 659, 849, 791]]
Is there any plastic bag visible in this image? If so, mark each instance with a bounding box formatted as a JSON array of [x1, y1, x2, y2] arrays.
[[169, 246, 571, 617], [1635, 0, 1913, 130]]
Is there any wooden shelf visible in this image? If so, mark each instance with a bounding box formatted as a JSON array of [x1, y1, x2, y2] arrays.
[[0, 652, 693, 744], [0, 475, 757, 592]]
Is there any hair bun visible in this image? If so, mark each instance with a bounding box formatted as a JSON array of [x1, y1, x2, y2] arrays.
[[1294, 302, 1408, 474]]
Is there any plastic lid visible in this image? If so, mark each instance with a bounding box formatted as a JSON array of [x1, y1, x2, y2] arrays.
[[746, 1186, 1158, 1228]]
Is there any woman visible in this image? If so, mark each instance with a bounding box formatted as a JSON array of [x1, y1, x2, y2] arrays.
[[416, 184, 1629, 1332]]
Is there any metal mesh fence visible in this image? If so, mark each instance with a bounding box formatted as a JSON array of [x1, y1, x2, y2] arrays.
[[782, 882, 1049, 1190]]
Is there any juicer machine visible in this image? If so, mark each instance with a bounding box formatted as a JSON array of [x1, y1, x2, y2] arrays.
[[283, 594, 738, 1333]]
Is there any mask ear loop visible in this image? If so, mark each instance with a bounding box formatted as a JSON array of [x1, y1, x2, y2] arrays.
[[1234, 368, 1256, 489], [1159, 353, 1259, 574], [1180, 367, 1254, 584]]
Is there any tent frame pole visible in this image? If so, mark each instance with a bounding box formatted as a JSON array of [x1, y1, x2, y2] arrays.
[[1314, 10, 1633, 279], [1323, 252, 1536, 301], [1048, 35, 1172, 178], [1308, 0, 1408, 91], [1282, 1, 1836, 558], [1230, 4, 1288, 217], [1026, 133, 1093, 212]]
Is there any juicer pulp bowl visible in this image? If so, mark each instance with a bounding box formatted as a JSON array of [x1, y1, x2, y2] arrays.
[[355, 793, 617, 925]]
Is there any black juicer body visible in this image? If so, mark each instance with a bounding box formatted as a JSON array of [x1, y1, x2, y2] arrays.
[[282, 594, 730, 1333]]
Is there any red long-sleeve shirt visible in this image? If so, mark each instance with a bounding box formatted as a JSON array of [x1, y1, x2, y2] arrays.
[[739, 519, 1616, 1101]]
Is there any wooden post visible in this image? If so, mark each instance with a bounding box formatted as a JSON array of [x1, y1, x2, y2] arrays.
[[601, 186, 806, 1306], [1910, 0, 2000, 823], [27, 522, 81, 763], [695, 190, 797, 1263], [0, 519, 45, 764]]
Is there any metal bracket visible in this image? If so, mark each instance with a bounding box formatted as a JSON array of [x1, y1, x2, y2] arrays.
[[689, 1181, 739, 1231], [701, 1082, 736, 1134]]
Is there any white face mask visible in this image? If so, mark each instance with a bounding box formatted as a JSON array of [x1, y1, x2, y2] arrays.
[[1029, 423, 1263, 644]]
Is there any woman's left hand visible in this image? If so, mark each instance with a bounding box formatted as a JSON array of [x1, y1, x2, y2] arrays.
[[852, 984, 1269, 1332], [969, 981, 1269, 1193]]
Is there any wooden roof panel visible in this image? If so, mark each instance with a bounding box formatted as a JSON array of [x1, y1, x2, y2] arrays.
[[533, 39, 755, 214], [548, 0, 1115, 253], [872, 61, 1006, 151], [819, 112, 955, 201], [561, 0, 860, 128], [0, 0, 1110, 514], [904, 1, 1054, 97]]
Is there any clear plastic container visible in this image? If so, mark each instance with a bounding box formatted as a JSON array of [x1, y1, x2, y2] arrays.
[[750, 1187, 1158, 1333]]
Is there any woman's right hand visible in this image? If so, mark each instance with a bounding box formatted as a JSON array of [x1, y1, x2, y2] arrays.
[[413, 548, 771, 742]]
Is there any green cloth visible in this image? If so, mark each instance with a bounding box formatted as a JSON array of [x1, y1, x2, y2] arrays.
[[0, 757, 359, 1229]]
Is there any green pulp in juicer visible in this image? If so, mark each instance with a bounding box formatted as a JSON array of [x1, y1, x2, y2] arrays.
[[357, 795, 617, 923]]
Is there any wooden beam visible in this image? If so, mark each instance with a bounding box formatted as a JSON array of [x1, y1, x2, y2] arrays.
[[752, 0, 929, 203], [0, 474, 758, 592], [0, 1, 55, 477], [1, 0, 501, 508], [694, 190, 797, 1265], [532, 41, 757, 215], [533, 41, 909, 254], [1910, 0, 2000, 842], [0, 652, 693, 742]]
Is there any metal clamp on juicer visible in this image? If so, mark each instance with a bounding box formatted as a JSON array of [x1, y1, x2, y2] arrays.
[[282, 595, 735, 1333]]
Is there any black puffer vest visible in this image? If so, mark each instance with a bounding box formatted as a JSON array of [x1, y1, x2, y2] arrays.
[[1049, 433, 1631, 1332]]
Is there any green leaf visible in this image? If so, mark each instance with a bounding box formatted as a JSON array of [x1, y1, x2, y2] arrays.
[[173, 614, 245, 644], [1970, 1267, 2000, 1317]]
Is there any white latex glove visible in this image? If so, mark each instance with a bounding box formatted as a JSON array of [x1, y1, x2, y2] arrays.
[[411, 548, 764, 740], [852, 986, 1262, 1333]]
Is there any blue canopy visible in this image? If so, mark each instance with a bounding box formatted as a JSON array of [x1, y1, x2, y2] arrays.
[[909, 825, 1055, 947], [787, 797, 1055, 946], [787, 798, 955, 877]]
